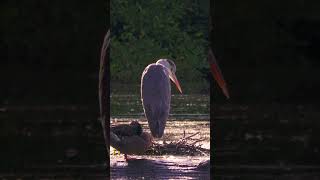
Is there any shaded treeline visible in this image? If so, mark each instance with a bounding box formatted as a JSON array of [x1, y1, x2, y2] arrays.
[[110, 0, 209, 88]]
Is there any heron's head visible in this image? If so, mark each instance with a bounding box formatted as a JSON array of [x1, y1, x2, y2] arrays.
[[156, 59, 182, 93]]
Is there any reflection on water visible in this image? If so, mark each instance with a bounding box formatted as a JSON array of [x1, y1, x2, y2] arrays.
[[111, 94, 209, 117]]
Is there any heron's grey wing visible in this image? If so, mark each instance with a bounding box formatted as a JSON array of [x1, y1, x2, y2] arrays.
[[141, 64, 171, 138]]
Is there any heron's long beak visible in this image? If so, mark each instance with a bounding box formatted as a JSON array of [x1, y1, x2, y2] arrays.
[[208, 49, 230, 99], [169, 73, 183, 94]]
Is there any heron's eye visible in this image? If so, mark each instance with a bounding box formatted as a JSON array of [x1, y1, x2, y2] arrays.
[[166, 60, 175, 72]]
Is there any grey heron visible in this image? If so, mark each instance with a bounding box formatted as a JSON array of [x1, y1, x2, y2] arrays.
[[141, 56, 229, 139], [141, 59, 182, 138]]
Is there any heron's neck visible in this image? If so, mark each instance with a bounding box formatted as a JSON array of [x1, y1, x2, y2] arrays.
[[156, 61, 171, 78], [162, 66, 171, 77]]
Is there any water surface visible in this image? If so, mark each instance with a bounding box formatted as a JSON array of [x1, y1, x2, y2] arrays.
[[110, 94, 211, 179]]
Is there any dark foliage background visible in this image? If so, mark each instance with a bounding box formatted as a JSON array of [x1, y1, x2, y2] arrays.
[[110, 0, 210, 94]]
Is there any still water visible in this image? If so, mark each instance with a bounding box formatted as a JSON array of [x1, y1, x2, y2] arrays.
[[111, 94, 209, 117], [110, 94, 210, 179]]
